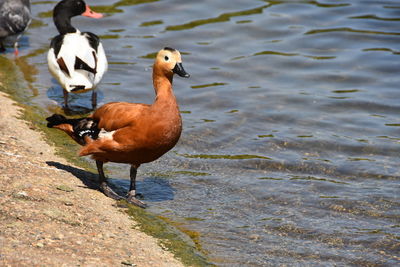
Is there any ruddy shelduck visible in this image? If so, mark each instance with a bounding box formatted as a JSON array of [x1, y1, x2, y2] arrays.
[[46, 47, 190, 208]]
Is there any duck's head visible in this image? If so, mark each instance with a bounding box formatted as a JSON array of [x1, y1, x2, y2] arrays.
[[155, 47, 190, 79], [54, 0, 103, 20]]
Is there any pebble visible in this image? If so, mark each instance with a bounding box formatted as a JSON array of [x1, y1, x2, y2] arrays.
[[121, 261, 136, 266], [16, 191, 28, 198], [56, 185, 74, 192]]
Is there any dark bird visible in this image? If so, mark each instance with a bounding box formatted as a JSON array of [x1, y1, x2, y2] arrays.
[[0, 0, 31, 55]]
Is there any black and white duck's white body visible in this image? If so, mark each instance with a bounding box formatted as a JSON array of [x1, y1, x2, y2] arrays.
[[47, 0, 107, 109], [0, 0, 31, 55]]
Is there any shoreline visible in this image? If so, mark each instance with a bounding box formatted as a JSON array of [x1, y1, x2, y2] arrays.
[[0, 92, 190, 266]]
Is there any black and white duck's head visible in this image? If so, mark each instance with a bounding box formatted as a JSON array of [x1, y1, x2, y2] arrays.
[[53, 0, 103, 34]]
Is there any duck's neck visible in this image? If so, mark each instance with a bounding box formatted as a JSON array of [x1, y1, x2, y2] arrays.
[[54, 14, 76, 35], [153, 70, 177, 107]]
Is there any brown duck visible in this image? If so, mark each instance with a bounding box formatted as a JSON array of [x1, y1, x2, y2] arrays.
[[46, 47, 190, 207]]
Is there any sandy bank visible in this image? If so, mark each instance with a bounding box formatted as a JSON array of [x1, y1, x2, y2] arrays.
[[0, 91, 185, 266]]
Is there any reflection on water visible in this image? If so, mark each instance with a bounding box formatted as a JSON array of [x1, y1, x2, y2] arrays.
[[165, 4, 269, 31], [1, 0, 400, 266], [0, 54, 38, 102]]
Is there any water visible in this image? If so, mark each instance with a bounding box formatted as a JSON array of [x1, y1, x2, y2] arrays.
[[3, 0, 400, 266]]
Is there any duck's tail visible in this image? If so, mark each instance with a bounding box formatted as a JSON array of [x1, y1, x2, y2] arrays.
[[65, 70, 96, 93], [46, 114, 69, 128], [46, 114, 100, 146]]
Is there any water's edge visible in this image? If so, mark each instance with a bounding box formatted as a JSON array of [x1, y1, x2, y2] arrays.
[[0, 56, 212, 267]]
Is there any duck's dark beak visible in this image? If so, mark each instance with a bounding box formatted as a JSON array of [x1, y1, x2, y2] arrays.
[[173, 63, 190, 78]]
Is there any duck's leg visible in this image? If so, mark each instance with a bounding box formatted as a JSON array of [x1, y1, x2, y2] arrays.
[[63, 89, 69, 108], [96, 160, 123, 200], [0, 42, 5, 53], [13, 42, 19, 57], [91, 90, 97, 109], [126, 165, 147, 208]]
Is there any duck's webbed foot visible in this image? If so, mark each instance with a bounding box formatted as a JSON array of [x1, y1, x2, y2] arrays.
[[96, 161, 146, 208], [99, 182, 124, 200], [97, 160, 123, 201], [100, 182, 147, 208], [125, 165, 147, 208], [126, 190, 147, 208]]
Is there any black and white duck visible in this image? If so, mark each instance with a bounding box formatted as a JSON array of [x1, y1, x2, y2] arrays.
[[47, 0, 108, 109]]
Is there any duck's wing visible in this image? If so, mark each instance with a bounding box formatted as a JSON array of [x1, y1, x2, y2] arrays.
[[48, 35, 70, 76], [92, 102, 150, 131], [58, 33, 98, 74], [83, 32, 108, 85], [0, 0, 31, 36]]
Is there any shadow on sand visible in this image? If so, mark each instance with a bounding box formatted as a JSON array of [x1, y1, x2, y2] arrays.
[[46, 161, 176, 203], [46, 161, 125, 196]]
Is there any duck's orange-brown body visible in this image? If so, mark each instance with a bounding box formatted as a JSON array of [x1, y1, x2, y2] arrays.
[[80, 93, 182, 165], [46, 47, 190, 208]]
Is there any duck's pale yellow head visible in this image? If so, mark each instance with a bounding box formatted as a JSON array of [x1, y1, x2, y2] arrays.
[[155, 47, 190, 78]]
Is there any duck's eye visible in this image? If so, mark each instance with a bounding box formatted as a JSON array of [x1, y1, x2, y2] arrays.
[[164, 56, 169, 61]]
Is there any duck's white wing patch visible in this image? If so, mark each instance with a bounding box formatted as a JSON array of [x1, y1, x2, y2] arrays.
[[98, 128, 115, 140]]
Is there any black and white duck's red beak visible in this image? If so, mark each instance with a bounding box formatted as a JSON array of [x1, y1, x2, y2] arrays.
[[82, 5, 103, 19]]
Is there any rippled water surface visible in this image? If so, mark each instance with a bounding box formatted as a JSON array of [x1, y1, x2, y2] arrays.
[[3, 0, 400, 266]]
